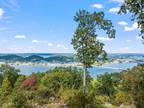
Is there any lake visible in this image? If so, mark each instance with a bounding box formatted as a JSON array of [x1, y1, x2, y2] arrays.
[[15, 62, 140, 77]]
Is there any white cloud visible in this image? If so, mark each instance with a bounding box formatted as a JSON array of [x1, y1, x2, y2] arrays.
[[91, 4, 103, 9], [124, 22, 138, 31], [32, 40, 39, 43], [97, 37, 114, 41], [48, 43, 53, 46], [109, 0, 124, 3], [118, 22, 138, 32], [0, 8, 5, 19], [15, 35, 26, 39], [109, 7, 120, 13], [34, 40, 48, 43], [118, 21, 128, 26], [32, 40, 53, 45]]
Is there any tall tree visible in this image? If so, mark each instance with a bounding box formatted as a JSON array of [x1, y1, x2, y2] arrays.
[[119, 0, 144, 39], [71, 10, 115, 92]]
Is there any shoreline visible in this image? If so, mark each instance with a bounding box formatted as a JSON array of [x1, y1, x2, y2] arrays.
[[0, 57, 143, 68]]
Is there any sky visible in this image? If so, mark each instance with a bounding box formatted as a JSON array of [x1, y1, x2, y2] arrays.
[[0, 0, 143, 53]]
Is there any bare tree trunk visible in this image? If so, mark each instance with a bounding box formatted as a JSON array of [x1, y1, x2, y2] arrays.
[[83, 66, 87, 93]]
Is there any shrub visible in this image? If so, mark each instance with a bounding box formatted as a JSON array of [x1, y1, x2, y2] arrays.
[[40, 67, 86, 94], [122, 64, 144, 108], [11, 91, 31, 108], [113, 91, 132, 106], [58, 88, 78, 103], [67, 91, 105, 108]]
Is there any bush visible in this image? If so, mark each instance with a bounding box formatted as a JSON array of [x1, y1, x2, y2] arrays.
[[92, 73, 121, 97], [11, 91, 31, 108], [14, 75, 26, 90], [122, 64, 144, 108], [58, 88, 78, 103], [35, 85, 55, 104], [113, 91, 132, 106], [67, 91, 105, 108], [40, 67, 86, 94]]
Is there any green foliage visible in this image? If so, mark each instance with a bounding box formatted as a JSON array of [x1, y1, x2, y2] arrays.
[[67, 90, 105, 108], [91, 73, 121, 97], [72, 10, 115, 68], [41, 67, 85, 94], [119, 0, 144, 38], [113, 91, 132, 106], [96, 73, 115, 96], [0, 76, 12, 105], [0, 76, 12, 97], [0, 73, 3, 86], [0, 64, 20, 87], [11, 91, 31, 108], [36, 85, 53, 103], [58, 88, 78, 102], [0, 64, 20, 105], [14, 75, 26, 90], [96, 95, 110, 104], [72, 10, 115, 92], [122, 64, 144, 108], [3, 63, 144, 107]]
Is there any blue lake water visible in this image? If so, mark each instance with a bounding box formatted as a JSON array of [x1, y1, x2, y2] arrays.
[[15, 62, 140, 77], [89, 62, 138, 77]]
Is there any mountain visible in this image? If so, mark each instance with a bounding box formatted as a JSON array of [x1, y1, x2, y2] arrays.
[[24, 55, 45, 62], [45, 56, 75, 63], [0, 54, 75, 63], [0, 54, 24, 61]]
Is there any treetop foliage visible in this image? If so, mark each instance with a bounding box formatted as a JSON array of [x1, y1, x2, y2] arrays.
[[119, 0, 144, 39], [72, 10, 115, 68]]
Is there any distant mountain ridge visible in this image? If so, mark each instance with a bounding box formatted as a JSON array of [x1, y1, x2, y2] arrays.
[[0, 54, 76, 63], [0, 53, 144, 63]]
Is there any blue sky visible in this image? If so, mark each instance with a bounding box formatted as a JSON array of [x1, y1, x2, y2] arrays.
[[0, 0, 143, 53]]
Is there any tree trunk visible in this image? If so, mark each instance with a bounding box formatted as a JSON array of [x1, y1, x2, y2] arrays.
[[83, 66, 87, 93]]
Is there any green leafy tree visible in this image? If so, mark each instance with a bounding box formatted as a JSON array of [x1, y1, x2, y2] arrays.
[[0, 77, 12, 105], [0, 73, 3, 86], [119, 0, 144, 39], [71, 10, 115, 92], [122, 64, 144, 108], [41, 67, 85, 95], [67, 91, 105, 108], [0, 64, 20, 87], [0, 76, 12, 97], [14, 75, 26, 90], [94, 73, 115, 97], [11, 91, 30, 108]]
